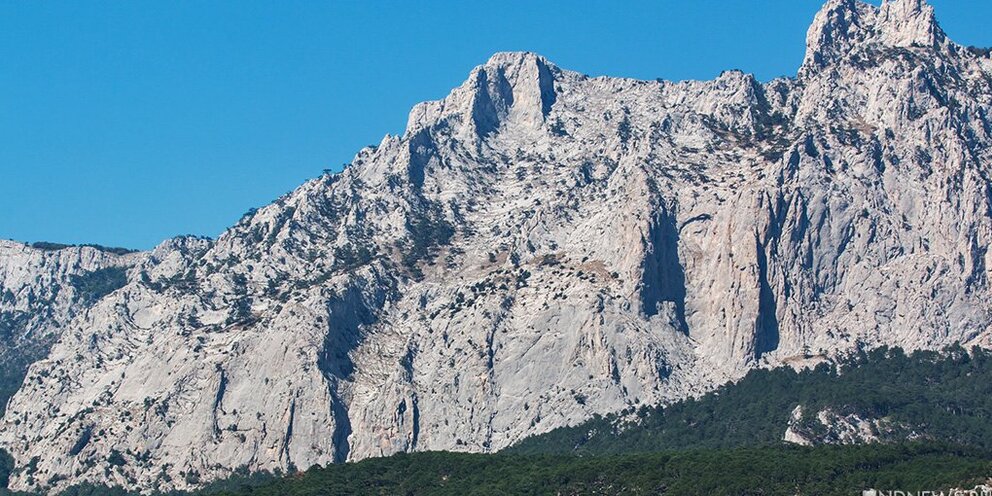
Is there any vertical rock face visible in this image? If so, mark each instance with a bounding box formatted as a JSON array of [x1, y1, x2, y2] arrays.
[[2, 0, 992, 492]]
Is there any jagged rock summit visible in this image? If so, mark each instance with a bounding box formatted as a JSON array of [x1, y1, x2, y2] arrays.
[[2, 0, 992, 492], [803, 0, 948, 72]]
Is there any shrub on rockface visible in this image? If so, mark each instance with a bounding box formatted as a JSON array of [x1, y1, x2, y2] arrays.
[[0, 448, 13, 490], [69, 267, 128, 305]]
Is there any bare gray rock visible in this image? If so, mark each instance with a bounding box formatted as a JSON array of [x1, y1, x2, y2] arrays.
[[0, 241, 144, 416]]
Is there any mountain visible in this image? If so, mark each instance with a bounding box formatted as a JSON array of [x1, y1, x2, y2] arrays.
[[2, 0, 992, 492]]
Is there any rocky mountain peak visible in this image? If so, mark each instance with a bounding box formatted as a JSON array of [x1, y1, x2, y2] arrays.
[[877, 0, 945, 48], [481, 50, 552, 72], [802, 0, 947, 74], [406, 51, 558, 141]]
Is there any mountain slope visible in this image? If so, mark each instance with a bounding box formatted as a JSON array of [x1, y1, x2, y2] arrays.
[[206, 445, 992, 496], [10, 346, 992, 495], [508, 346, 992, 456], [2, 0, 992, 492]]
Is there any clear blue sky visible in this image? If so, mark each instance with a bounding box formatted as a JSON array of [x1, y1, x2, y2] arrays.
[[2, 1, 990, 249]]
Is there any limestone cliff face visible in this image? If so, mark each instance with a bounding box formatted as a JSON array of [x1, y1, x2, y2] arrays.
[[0, 241, 144, 417], [2, 0, 992, 491]]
